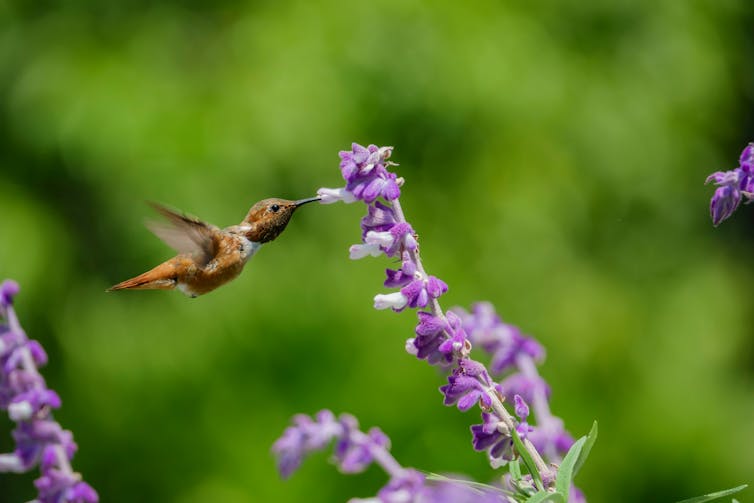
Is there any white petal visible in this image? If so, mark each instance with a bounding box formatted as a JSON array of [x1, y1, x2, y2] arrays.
[[316, 187, 357, 204], [0, 453, 24, 473], [374, 292, 407, 310], [349, 243, 383, 260], [364, 231, 394, 247], [8, 401, 33, 421]]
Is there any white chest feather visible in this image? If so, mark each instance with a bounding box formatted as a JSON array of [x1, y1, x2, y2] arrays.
[[240, 237, 262, 263]]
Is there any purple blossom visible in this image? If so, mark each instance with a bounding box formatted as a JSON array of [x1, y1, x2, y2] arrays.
[[400, 276, 448, 310], [371, 470, 504, 503], [440, 359, 494, 411], [308, 143, 587, 501], [437, 311, 470, 359], [361, 201, 399, 237], [384, 256, 417, 288], [453, 303, 544, 375], [513, 395, 533, 440], [409, 311, 447, 363], [276, 411, 508, 502], [0, 280, 98, 502], [335, 415, 389, 474], [271, 409, 342, 478], [705, 143, 754, 226], [336, 143, 400, 203], [470, 412, 514, 466]]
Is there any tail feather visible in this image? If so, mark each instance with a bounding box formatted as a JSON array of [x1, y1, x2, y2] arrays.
[[107, 262, 177, 292]]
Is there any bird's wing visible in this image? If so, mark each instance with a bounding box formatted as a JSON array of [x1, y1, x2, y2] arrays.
[[145, 202, 221, 265]]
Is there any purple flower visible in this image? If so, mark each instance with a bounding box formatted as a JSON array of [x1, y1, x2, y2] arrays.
[[373, 469, 428, 502], [335, 415, 389, 474], [705, 143, 754, 226], [400, 276, 448, 310], [373, 470, 505, 503], [348, 169, 401, 203], [351, 223, 417, 260], [384, 257, 417, 288], [360, 201, 398, 238], [437, 311, 470, 359], [498, 373, 550, 406], [513, 395, 533, 440], [740, 143, 754, 173], [1, 280, 20, 307], [272, 410, 342, 478], [454, 303, 544, 375], [470, 412, 514, 466], [0, 279, 98, 502], [440, 359, 494, 411], [336, 143, 400, 203], [410, 311, 449, 364]]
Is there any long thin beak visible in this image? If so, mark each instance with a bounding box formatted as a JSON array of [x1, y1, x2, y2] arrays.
[[294, 196, 321, 207]]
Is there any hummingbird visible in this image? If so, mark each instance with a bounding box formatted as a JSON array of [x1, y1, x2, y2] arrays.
[[107, 196, 320, 297]]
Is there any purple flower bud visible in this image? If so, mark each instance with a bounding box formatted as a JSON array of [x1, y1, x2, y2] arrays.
[[384, 260, 417, 288], [470, 412, 514, 465], [335, 425, 388, 474], [437, 311, 470, 358], [410, 312, 451, 363], [26, 340, 48, 366], [361, 201, 398, 237], [709, 183, 743, 227], [339, 143, 371, 181], [704, 144, 754, 226], [400, 276, 448, 309], [272, 410, 343, 479], [513, 395, 529, 420], [440, 359, 493, 411], [0, 280, 20, 307], [740, 143, 754, 174]]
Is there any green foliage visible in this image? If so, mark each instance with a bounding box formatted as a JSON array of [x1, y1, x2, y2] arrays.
[[573, 421, 598, 478], [0, 1, 753, 502], [675, 484, 748, 503]]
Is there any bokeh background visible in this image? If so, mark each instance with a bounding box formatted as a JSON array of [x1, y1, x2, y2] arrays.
[[1, 1, 753, 501]]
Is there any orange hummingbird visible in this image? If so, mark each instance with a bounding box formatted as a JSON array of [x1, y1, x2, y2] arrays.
[[107, 197, 320, 297]]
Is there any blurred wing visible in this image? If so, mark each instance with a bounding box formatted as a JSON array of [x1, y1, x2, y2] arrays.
[[146, 202, 220, 265]]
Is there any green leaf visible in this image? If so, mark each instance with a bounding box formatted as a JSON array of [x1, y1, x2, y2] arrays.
[[510, 459, 523, 481], [511, 427, 545, 492], [526, 490, 566, 503], [573, 420, 598, 477], [555, 435, 586, 497], [675, 484, 747, 503], [423, 472, 513, 497]]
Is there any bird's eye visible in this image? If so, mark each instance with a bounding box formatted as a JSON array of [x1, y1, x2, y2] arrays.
[[270, 204, 280, 213]]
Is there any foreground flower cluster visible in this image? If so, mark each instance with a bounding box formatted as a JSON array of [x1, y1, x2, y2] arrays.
[[272, 143, 589, 502], [0, 280, 98, 503], [705, 143, 754, 226]]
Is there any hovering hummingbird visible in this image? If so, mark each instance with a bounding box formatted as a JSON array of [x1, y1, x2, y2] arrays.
[[107, 197, 320, 297]]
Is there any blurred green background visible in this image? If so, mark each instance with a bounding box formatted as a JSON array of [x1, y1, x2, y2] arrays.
[[1, 0, 753, 501]]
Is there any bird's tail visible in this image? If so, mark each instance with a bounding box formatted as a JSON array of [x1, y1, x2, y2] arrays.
[[107, 262, 177, 292]]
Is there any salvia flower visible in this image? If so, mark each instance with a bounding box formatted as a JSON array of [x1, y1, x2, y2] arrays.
[[452, 302, 573, 462], [0, 280, 98, 503], [705, 142, 754, 226], [274, 411, 507, 502], [297, 143, 588, 501]]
